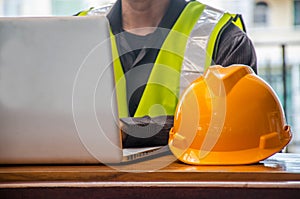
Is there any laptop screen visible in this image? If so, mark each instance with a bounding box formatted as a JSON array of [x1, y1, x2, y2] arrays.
[[0, 16, 123, 164]]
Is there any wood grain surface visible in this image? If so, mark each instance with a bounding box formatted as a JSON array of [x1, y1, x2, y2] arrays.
[[1, 153, 300, 199]]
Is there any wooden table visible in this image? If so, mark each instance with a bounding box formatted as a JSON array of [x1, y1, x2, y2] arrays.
[[1, 152, 300, 199]]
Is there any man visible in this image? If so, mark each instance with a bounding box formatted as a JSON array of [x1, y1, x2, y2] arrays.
[[77, 0, 257, 147]]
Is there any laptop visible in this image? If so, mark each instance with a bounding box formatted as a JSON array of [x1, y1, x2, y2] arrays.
[[0, 16, 169, 164]]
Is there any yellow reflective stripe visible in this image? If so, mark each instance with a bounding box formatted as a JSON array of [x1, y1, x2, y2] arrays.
[[205, 13, 232, 70], [232, 14, 246, 32], [77, 7, 94, 16], [109, 30, 129, 118], [134, 1, 205, 117], [172, 1, 205, 34], [76, 8, 128, 117]]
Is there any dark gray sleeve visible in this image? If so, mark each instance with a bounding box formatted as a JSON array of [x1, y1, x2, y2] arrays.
[[214, 23, 257, 74]]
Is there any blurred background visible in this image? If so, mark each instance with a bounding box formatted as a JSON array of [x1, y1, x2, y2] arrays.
[[0, 0, 299, 152]]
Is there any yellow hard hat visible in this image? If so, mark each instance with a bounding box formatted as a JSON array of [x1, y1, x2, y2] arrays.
[[168, 65, 292, 165]]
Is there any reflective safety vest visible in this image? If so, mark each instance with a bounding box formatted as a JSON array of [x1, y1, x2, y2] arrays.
[[79, 1, 245, 118]]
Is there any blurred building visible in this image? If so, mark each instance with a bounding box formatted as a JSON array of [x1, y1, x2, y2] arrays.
[[224, 0, 300, 152], [0, 0, 299, 152], [251, 0, 300, 153]]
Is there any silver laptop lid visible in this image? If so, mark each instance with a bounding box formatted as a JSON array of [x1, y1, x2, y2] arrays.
[[0, 16, 122, 164]]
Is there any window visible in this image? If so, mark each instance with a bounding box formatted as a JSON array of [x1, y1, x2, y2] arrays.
[[254, 1, 269, 26], [294, 0, 300, 26]]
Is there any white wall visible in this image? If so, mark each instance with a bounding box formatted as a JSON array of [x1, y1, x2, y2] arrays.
[[21, 0, 52, 16]]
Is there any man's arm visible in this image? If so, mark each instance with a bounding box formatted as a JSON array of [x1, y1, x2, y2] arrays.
[[214, 23, 257, 74]]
